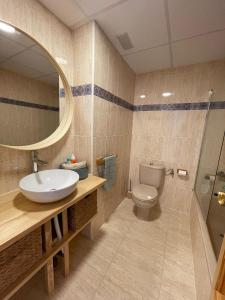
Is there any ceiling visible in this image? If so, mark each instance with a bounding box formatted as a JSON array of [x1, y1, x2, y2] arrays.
[[39, 0, 225, 74], [0, 29, 58, 87]]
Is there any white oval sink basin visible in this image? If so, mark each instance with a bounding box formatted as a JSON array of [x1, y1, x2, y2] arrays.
[[19, 169, 79, 203]]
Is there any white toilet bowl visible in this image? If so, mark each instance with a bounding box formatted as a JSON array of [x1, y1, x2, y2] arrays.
[[132, 162, 165, 220], [132, 184, 158, 208]]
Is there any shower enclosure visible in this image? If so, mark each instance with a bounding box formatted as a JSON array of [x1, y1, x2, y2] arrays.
[[195, 92, 225, 258]]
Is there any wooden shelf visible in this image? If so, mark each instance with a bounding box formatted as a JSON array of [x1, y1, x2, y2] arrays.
[[0, 175, 105, 252], [1, 216, 96, 300], [0, 175, 105, 299]]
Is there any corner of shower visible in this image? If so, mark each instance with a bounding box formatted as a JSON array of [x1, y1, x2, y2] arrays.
[[194, 88, 225, 258]]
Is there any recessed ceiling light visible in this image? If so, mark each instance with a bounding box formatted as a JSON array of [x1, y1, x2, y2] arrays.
[[140, 94, 146, 99], [162, 92, 173, 97], [0, 21, 15, 33]]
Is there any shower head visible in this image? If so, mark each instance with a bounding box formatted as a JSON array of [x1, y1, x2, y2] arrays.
[[208, 89, 214, 100]]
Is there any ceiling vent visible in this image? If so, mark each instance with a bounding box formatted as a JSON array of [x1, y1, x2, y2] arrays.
[[117, 32, 134, 50]]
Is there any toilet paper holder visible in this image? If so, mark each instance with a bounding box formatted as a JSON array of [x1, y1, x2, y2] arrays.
[[204, 174, 216, 181], [177, 169, 188, 177]]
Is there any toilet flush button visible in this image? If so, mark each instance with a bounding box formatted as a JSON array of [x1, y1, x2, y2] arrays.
[[147, 195, 152, 200]]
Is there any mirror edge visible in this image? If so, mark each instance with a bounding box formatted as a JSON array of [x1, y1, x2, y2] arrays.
[[0, 19, 73, 151]]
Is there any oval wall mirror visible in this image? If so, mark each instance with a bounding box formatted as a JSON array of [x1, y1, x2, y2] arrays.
[[0, 20, 73, 150]]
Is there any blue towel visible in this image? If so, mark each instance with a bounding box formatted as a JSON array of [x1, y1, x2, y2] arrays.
[[102, 155, 117, 191]]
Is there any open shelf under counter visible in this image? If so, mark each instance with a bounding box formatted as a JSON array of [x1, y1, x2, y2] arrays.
[[0, 175, 105, 299]]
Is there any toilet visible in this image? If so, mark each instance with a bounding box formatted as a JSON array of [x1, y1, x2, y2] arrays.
[[132, 162, 165, 219]]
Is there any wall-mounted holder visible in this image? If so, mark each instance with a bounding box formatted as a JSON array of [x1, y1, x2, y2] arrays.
[[204, 174, 216, 182], [96, 154, 118, 166], [177, 169, 188, 177]]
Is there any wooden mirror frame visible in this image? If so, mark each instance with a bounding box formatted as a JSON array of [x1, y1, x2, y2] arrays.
[[0, 19, 73, 151]]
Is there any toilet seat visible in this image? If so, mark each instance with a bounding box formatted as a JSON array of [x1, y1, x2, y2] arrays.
[[132, 184, 158, 208]]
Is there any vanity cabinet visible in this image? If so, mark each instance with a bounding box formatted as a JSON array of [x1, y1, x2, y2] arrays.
[[68, 190, 97, 231], [0, 228, 42, 295], [0, 175, 105, 300]]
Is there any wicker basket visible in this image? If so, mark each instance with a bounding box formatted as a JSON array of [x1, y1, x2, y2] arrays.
[[68, 191, 97, 231], [0, 227, 42, 294]]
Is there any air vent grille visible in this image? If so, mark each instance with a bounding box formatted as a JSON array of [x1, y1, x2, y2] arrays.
[[117, 32, 134, 50]]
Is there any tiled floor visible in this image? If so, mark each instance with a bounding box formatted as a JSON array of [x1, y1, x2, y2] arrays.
[[13, 198, 196, 300]]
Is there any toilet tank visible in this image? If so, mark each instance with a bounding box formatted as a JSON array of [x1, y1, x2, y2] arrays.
[[139, 163, 165, 188]]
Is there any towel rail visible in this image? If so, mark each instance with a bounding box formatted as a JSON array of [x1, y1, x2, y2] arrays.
[[96, 154, 117, 166]]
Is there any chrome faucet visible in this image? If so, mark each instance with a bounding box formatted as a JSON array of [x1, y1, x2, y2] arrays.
[[31, 151, 48, 173]]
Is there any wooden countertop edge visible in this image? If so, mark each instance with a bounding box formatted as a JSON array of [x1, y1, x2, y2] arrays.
[[0, 175, 106, 252]]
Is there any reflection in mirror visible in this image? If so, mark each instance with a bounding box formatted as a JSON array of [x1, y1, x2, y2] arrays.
[[195, 92, 225, 259], [0, 21, 61, 146]]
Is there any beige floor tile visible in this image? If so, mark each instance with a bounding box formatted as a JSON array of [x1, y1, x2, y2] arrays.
[[13, 256, 104, 300], [115, 238, 164, 276], [112, 198, 138, 222], [103, 212, 133, 236], [70, 247, 111, 275], [128, 220, 167, 256], [61, 255, 104, 290], [165, 244, 194, 274], [94, 278, 142, 300], [125, 231, 166, 257], [166, 229, 192, 252], [153, 207, 190, 234], [12, 198, 196, 300], [160, 282, 196, 300], [70, 227, 124, 274], [54, 265, 102, 300], [161, 259, 196, 300], [159, 289, 183, 300], [103, 239, 164, 299], [104, 262, 161, 300], [117, 197, 133, 209]]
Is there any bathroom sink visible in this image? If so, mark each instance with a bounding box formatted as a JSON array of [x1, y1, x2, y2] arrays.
[[19, 169, 79, 203]]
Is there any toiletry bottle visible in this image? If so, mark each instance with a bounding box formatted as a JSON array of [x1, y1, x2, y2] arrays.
[[66, 154, 71, 163], [71, 153, 77, 163]]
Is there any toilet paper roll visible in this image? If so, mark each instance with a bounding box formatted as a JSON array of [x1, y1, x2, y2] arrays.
[[177, 169, 188, 177]]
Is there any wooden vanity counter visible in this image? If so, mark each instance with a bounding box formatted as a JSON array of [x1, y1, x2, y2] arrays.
[[0, 175, 105, 299], [0, 175, 105, 252]]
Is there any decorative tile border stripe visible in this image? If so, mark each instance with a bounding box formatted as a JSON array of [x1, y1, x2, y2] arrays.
[[59, 88, 65, 97], [62, 83, 225, 111], [94, 85, 133, 111], [72, 84, 92, 96], [0, 97, 59, 112], [134, 101, 225, 111], [60, 84, 92, 97], [134, 102, 209, 111], [210, 101, 225, 109]]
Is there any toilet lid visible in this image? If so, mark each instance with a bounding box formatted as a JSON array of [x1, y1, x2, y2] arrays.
[[133, 184, 158, 202]]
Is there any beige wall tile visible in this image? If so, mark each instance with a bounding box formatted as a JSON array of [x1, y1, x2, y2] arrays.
[[135, 60, 225, 105], [90, 23, 135, 236], [73, 22, 93, 86], [91, 96, 133, 232], [130, 70, 207, 214], [94, 23, 135, 104]]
